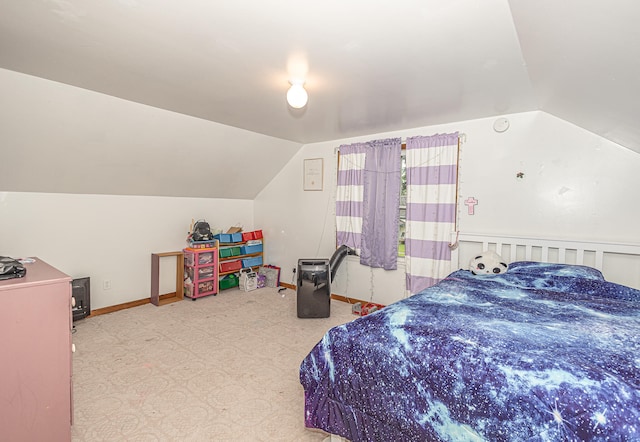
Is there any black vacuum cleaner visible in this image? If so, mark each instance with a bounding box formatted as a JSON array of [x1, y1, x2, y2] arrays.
[[297, 245, 356, 318]]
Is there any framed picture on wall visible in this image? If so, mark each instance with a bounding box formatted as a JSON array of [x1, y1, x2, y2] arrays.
[[303, 158, 323, 191]]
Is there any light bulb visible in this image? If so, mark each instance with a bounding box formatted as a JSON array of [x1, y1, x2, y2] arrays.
[[287, 83, 308, 108]]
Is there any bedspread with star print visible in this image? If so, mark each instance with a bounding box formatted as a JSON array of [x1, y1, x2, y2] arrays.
[[300, 261, 640, 441]]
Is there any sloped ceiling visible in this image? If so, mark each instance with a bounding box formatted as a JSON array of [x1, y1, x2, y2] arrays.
[[0, 0, 638, 199], [509, 0, 640, 153]]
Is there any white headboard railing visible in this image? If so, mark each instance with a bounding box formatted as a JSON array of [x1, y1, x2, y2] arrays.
[[450, 232, 640, 290]]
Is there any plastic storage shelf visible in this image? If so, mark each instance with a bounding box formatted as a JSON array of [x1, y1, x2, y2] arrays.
[[217, 231, 265, 290], [183, 247, 218, 300]]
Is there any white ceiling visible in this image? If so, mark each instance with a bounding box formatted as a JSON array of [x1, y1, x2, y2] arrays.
[[509, 0, 640, 153], [1, 0, 639, 198]]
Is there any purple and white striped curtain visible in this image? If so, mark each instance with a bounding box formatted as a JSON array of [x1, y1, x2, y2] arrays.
[[336, 142, 367, 253], [336, 138, 402, 270], [405, 132, 459, 295]]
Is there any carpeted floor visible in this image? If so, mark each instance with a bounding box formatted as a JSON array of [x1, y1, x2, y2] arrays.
[[71, 286, 354, 441]]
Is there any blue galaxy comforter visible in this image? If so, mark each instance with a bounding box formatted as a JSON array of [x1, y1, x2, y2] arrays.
[[299, 262, 640, 441]]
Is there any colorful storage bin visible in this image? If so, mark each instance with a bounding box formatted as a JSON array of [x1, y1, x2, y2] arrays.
[[219, 274, 239, 290], [242, 256, 263, 268], [220, 260, 242, 273], [240, 244, 263, 255], [213, 233, 232, 243], [219, 246, 243, 258], [214, 232, 243, 243], [242, 230, 263, 241]]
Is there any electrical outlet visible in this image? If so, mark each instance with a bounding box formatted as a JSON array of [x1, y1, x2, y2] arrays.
[[292, 267, 296, 274], [103, 280, 112, 290]]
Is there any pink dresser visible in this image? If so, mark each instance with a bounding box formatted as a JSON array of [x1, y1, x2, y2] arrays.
[[0, 258, 72, 441]]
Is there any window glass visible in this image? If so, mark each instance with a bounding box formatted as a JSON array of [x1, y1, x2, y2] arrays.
[[399, 150, 406, 257]]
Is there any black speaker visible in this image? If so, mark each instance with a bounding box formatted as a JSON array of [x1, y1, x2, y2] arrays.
[[297, 259, 331, 318], [72, 277, 90, 321]]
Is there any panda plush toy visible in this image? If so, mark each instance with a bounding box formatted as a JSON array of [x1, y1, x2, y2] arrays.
[[469, 251, 509, 275]]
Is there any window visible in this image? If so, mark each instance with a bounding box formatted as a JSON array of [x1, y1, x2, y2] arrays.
[[399, 150, 407, 257], [336, 133, 459, 291]]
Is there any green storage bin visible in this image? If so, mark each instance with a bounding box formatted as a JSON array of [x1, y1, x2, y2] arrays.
[[230, 246, 242, 256], [219, 274, 239, 290], [219, 248, 233, 258]]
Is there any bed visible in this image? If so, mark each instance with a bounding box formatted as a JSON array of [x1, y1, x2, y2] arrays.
[[299, 233, 640, 441]]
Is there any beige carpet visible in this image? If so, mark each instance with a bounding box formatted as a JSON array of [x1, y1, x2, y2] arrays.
[[71, 286, 355, 441]]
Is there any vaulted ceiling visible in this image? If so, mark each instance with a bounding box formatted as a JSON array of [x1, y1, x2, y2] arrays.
[[1, 0, 639, 198]]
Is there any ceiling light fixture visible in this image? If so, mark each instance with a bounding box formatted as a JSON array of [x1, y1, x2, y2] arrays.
[[287, 81, 308, 109]]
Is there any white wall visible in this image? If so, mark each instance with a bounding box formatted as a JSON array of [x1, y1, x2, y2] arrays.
[[0, 68, 302, 200], [2, 111, 638, 310], [458, 111, 640, 240], [0, 69, 289, 311], [255, 111, 640, 303], [0, 192, 253, 309]]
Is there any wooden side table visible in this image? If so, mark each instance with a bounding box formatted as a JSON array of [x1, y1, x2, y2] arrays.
[[151, 251, 184, 306]]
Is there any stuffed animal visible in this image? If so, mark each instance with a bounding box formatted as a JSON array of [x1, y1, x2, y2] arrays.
[[469, 251, 508, 275]]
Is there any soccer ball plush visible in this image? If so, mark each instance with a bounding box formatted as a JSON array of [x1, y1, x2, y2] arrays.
[[469, 251, 508, 275]]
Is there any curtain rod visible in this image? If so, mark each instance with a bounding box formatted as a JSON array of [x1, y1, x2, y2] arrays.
[[335, 133, 467, 153], [401, 133, 466, 143]]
